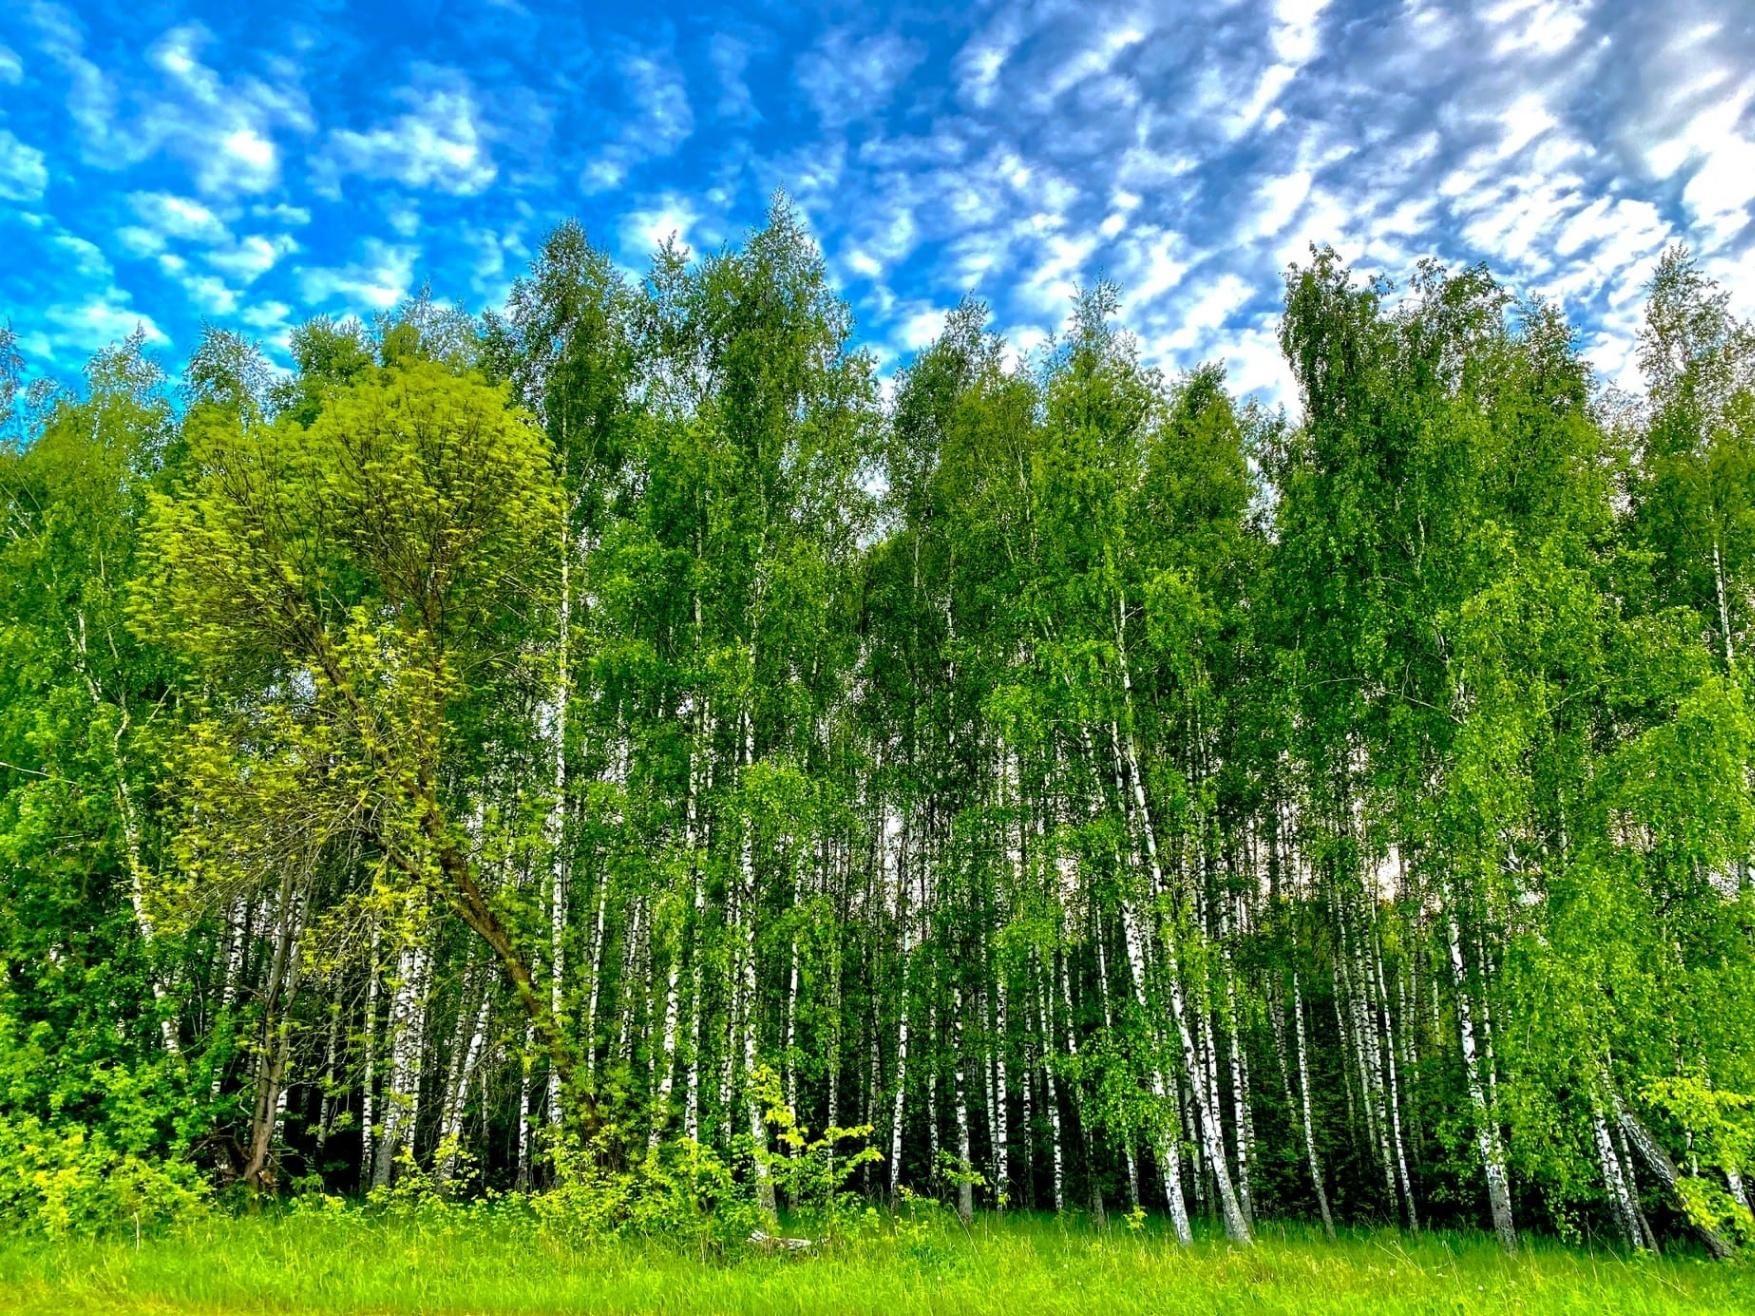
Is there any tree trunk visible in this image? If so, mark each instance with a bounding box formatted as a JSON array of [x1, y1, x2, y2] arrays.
[[1115, 706, 1251, 1244], [1611, 1088, 1734, 1260], [1592, 1099, 1645, 1251], [374, 937, 430, 1188], [1448, 908, 1516, 1252], [953, 986, 974, 1226], [1293, 969, 1337, 1238]]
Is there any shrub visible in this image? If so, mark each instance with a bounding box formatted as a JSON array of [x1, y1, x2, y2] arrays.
[[0, 1115, 208, 1237]]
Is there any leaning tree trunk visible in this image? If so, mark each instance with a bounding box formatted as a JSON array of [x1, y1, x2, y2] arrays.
[[1611, 1088, 1734, 1260]]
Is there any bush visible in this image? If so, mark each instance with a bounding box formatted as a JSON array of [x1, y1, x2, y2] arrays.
[[534, 1131, 761, 1256], [531, 1065, 882, 1256], [0, 1115, 208, 1236]]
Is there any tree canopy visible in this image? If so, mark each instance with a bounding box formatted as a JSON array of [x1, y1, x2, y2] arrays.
[[1, 210, 1752, 1255]]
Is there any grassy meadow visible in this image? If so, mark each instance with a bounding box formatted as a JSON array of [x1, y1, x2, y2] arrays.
[[0, 1210, 1747, 1315]]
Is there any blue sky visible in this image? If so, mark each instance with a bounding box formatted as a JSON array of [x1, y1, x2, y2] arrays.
[[2, 0, 1753, 405]]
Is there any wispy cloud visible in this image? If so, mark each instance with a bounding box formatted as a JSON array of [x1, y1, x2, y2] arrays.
[[582, 46, 695, 194], [0, 130, 48, 201], [796, 29, 926, 131], [323, 66, 497, 196], [298, 239, 420, 311], [28, 6, 309, 195]]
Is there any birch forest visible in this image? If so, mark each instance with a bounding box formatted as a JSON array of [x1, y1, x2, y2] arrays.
[[3, 205, 1754, 1260]]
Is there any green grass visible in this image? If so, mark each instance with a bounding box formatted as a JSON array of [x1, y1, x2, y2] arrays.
[[0, 1209, 1746, 1315]]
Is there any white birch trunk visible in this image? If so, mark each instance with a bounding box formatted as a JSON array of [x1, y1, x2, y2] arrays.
[[437, 985, 491, 1186], [651, 934, 684, 1148], [360, 920, 380, 1191], [1373, 921, 1418, 1229], [516, 1021, 533, 1190], [582, 872, 610, 1086], [995, 977, 1010, 1208], [738, 711, 776, 1221], [953, 986, 973, 1225], [71, 620, 179, 1058], [1224, 954, 1254, 1228], [544, 536, 571, 1129], [316, 981, 342, 1151], [888, 803, 912, 1199], [1448, 908, 1516, 1251], [1037, 967, 1064, 1214], [785, 936, 800, 1125], [212, 895, 252, 1099], [1293, 970, 1336, 1237], [1115, 706, 1251, 1243], [927, 1002, 940, 1176], [1096, 924, 1141, 1210], [1611, 1087, 1733, 1259], [1592, 1100, 1645, 1251], [374, 938, 430, 1188]]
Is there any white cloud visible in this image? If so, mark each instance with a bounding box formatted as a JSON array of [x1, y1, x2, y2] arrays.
[[298, 240, 419, 311], [1485, 0, 1590, 58], [206, 233, 299, 283], [53, 233, 113, 281], [181, 273, 239, 315], [620, 197, 700, 258], [1230, 63, 1298, 139], [897, 305, 947, 351], [115, 226, 165, 258], [1459, 173, 1583, 270], [1495, 93, 1559, 158], [1021, 232, 1099, 313], [1272, 0, 1334, 67], [221, 126, 275, 173], [252, 202, 311, 227], [10, 0, 1754, 416], [708, 34, 758, 121], [1137, 247, 1190, 305], [1034, 22, 1146, 108], [625, 52, 694, 151], [1641, 65, 1753, 181], [1001, 323, 1049, 373], [1208, 320, 1297, 407], [128, 191, 229, 243], [1252, 169, 1314, 239], [1164, 274, 1255, 354], [238, 300, 291, 331], [1682, 137, 1755, 246], [582, 48, 695, 194], [845, 249, 885, 280], [326, 67, 495, 195], [797, 30, 925, 130], [0, 129, 48, 201], [144, 25, 299, 194], [38, 297, 166, 356], [30, 9, 307, 194], [955, 7, 1024, 110]]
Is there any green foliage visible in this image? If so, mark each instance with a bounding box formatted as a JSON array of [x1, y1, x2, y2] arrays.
[[530, 1063, 881, 1254], [535, 1130, 760, 1254], [0, 1116, 208, 1237]]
